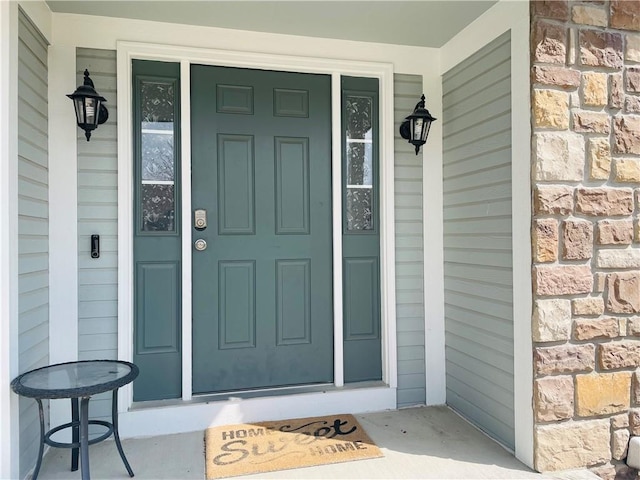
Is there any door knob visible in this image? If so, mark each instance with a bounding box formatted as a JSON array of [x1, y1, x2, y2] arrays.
[[194, 239, 207, 251]]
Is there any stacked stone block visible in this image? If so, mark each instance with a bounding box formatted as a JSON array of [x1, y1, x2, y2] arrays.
[[531, 1, 640, 478]]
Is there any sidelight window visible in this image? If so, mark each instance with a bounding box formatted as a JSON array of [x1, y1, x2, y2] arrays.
[[345, 95, 374, 231], [135, 77, 180, 232], [341, 76, 382, 383], [343, 83, 378, 234]]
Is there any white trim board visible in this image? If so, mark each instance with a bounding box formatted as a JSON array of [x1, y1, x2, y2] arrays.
[[331, 72, 345, 388], [0, 2, 20, 478], [117, 41, 398, 423], [51, 12, 433, 76], [440, 0, 527, 75], [17, 0, 52, 44], [421, 69, 445, 407], [48, 43, 79, 440], [179, 59, 193, 402], [510, 11, 534, 472]]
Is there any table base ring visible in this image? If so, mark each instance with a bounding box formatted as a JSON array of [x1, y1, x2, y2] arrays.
[[45, 420, 114, 449]]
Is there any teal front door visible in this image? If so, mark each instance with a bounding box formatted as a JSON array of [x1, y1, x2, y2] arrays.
[[191, 65, 333, 394]]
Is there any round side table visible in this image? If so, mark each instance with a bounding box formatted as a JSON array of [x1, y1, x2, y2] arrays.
[[11, 360, 139, 480]]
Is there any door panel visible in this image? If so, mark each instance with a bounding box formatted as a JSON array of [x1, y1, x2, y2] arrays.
[[276, 259, 311, 345], [132, 60, 182, 401], [218, 261, 256, 349], [136, 262, 180, 353], [217, 134, 255, 234], [191, 65, 333, 394], [274, 137, 309, 234], [344, 257, 380, 340]]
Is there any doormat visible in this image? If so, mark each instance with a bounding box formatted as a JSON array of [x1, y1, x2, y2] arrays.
[[205, 414, 383, 479]]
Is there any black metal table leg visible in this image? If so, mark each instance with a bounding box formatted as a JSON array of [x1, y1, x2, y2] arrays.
[[79, 396, 91, 480], [112, 389, 135, 477], [71, 397, 79, 471], [32, 399, 46, 480]]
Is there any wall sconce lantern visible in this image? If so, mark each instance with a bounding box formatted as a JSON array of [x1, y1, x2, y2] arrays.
[[399, 94, 436, 155], [67, 69, 109, 141]]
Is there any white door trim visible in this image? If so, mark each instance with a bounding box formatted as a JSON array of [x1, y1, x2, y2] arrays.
[[117, 41, 397, 412], [330, 72, 345, 388], [179, 60, 193, 400]]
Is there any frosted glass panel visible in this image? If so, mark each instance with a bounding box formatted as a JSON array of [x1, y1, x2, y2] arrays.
[[140, 81, 176, 232], [346, 189, 372, 231], [345, 95, 374, 231], [345, 96, 372, 140], [141, 122, 174, 182]]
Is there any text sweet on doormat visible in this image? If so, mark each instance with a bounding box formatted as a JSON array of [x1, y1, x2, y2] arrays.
[[205, 414, 383, 478]]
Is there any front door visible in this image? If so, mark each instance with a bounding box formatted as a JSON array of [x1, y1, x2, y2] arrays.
[[191, 65, 333, 394]]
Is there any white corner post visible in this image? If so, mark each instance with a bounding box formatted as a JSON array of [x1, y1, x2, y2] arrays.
[[48, 43, 80, 436], [510, 3, 533, 470], [422, 58, 446, 406], [0, 2, 20, 478]]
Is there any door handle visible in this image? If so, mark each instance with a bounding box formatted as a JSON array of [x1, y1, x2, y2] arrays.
[[194, 239, 207, 251]]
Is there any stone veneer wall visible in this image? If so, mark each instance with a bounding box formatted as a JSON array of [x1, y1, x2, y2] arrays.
[[531, 1, 640, 478]]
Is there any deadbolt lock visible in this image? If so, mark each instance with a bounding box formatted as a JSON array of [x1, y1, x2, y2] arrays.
[[194, 209, 207, 230], [194, 239, 207, 251]]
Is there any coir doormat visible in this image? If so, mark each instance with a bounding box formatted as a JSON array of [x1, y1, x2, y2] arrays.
[[205, 414, 383, 479]]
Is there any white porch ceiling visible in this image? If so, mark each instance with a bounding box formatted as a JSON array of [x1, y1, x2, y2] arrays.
[[45, 1, 498, 48]]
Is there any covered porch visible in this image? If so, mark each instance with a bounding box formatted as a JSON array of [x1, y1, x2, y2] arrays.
[[37, 407, 547, 480], [1, 1, 533, 478]]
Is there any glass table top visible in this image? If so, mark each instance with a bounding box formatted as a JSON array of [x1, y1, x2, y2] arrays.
[[12, 360, 138, 399]]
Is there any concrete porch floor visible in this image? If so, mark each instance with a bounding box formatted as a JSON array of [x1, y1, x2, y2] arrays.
[[36, 406, 560, 479]]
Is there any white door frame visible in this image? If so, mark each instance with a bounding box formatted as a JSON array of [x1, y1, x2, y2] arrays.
[[117, 41, 397, 410]]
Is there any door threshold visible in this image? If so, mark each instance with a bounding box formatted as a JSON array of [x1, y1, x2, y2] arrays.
[[130, 380, 386, 411], [120, 383, 396, 438]]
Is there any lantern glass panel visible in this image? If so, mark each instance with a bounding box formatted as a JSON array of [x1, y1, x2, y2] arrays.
[[84, 97, 98, 126], [73, 97, 84, 125], [422, 120, 432, 143], [413, 117, 424, 141]]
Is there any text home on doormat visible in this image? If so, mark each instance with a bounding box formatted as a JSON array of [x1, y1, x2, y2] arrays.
[[205, 414, 383, 478]]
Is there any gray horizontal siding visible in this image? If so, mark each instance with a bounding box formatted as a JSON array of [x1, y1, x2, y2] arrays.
[[77, 48, 118, 422], [18, 9, 49, 478], [394, 74, 425, 407], [442, 31, 514, 449]]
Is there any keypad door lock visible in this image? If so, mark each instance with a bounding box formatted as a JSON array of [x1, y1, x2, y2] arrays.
[[194, 209, 207, 230]]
